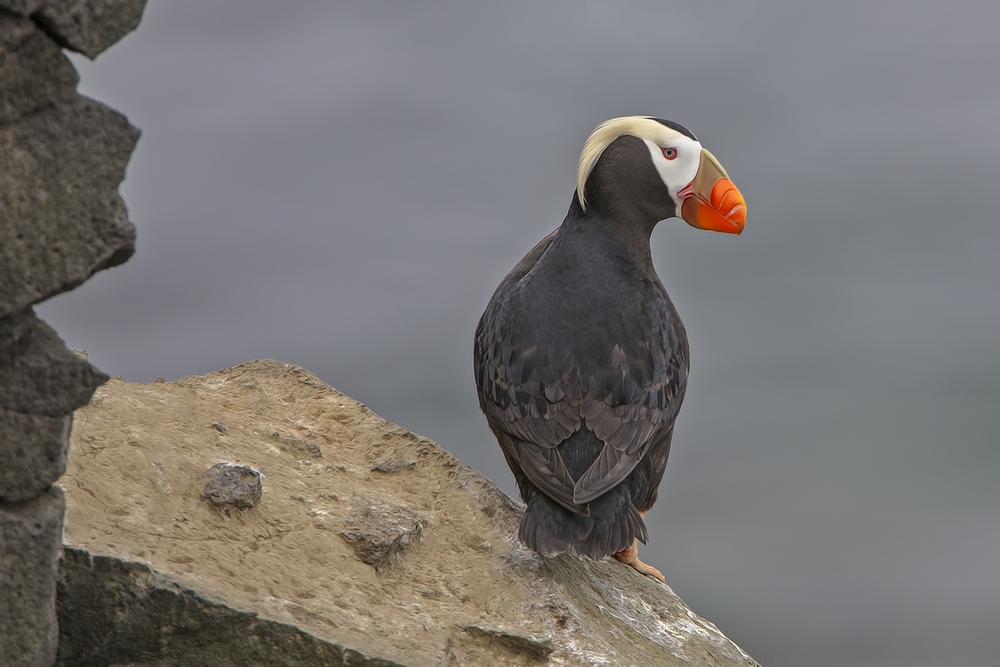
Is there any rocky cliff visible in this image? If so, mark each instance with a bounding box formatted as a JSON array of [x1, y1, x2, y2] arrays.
[[56, 359, 758, 667], [0, 2, 146, 664]]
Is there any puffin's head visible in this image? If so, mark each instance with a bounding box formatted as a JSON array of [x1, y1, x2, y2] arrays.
[[577, 116, 746, 234]]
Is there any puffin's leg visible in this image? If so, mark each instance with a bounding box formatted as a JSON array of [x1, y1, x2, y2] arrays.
[[611, 511, 665, 583]]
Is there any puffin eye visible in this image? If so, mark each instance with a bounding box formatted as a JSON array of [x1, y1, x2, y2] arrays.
[[661, 146, 678, 160]]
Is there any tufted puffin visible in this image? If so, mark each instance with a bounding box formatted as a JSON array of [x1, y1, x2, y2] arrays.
[[474, 116, 746, 581]]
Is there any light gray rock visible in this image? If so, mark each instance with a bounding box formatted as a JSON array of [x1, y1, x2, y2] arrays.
[[58, 361, 760, 667], [0, 486, 66, 667], [0, 409, 71, 502], [0, 96, 138, 317], [33, 0, 149, 59], [0, 310, 108, 417]]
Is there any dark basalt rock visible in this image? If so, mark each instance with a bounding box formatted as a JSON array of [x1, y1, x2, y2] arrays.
[[57, 548, 405, 667], [0, 96, 138, 317], [0, 3, 144, 664], [0, 13, 78, 124], [0, 487, 66, 666], [0, 409, 71, 502], [0, 309, 108, 417], [0, 0, 149, 60]]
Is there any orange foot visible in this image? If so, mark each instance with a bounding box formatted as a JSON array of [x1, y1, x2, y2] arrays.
[[612, 538, 665, 583]]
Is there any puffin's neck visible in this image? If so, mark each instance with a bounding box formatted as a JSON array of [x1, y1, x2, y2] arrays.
[[560, 134, 676, 275], [563, 194, 658, 276]]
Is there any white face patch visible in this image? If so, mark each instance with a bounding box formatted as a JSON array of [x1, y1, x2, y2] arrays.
[[642, 136, 702, 207]]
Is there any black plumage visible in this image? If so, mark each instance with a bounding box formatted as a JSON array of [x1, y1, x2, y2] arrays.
[[474, 132, 690, 563]]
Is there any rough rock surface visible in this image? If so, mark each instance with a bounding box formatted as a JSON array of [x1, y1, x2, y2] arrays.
[[0, 409, 71, 503], [0, 13, 139, 319], [0, 0, 149, 60], [0, 310, 109, 418], [0, 3, 145, 664], [57, 359, 759, 667], [0, 310, 107, 502], [0, 487, 66, 664], [34, 0, 149, 59]]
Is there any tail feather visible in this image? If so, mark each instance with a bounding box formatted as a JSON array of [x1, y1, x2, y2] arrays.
[[518, 483, 646, 559]]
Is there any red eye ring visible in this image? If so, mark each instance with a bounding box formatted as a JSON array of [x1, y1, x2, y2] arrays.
[[661, 146, 678, 160]]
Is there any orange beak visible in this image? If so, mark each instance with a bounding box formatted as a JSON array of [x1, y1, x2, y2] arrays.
[[679, 148, 746, 235]]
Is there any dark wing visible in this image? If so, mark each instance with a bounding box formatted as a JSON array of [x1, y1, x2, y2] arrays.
[[572, 314, 687, 504], [474, 232, 688, 514], [475, 230, 587, 514]]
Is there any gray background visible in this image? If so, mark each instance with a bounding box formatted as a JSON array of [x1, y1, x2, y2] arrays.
[[38, 2, 999, 665]]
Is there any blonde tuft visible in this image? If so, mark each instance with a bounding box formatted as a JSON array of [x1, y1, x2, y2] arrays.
[[576, 116, 684, 210]]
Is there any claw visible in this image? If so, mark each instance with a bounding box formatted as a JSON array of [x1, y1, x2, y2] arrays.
[[612, 538, 665, 583]]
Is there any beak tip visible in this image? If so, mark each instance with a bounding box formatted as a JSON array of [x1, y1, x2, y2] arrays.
[[731, 205, 746, 234]]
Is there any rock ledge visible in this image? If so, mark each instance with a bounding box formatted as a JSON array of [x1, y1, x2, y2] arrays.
[[58, 359, 758, 667]]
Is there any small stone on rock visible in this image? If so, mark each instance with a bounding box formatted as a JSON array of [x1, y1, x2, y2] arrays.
[[372, 459, 416, 474], [202, 463, 262, 509], [340, 500, 427, 570]]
